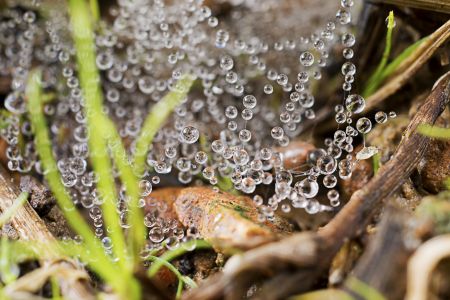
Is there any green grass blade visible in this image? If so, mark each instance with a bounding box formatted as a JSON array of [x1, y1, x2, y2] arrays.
[[363, 11, 395, 97], [101, 116, 146, 262], [372, 152, 380, 175], [89, 0, 100, 23], [148, 255, 197, 299], [51, 276, 62, 300], [418, 124, 450, 139], [379, 37, 426, 80], [0, 192, 28, 227], [133, 75, 195, 176], [0, 236, 17, 284], [68, 0, 128, 272], [147, 239, 211, 277], [26, 69, 125, 289]]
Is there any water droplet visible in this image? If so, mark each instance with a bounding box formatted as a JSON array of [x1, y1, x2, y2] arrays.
[[180, 126, 199, 144]]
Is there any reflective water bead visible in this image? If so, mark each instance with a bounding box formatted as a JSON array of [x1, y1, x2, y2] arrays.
[[299, 51, 314, 67], [271, 126, 284, 140], [336, 9, 351, 25], [317, 155, 337, 174], [327, 189, 340, 204], [345, 94, 365, 114], [61, 172, 77, 187], [149, 227, 165, 243], [233, 149, 250, 166], [243, 95, 257, 109], [180, 126, 199, 144], [225, 106, 238, 119], [375, 111, 388, 123], [341, 62, 356, 75], [220, 55, 234, 71], [139, 180, 152, 197], [295, 178, 319, 198], [241, 108, 253, 121], [152, 176, 160, 185], [202, 166, 215, 180], [341, 33, 355, 47], [239, 129, 252, 142], [211, 140, 224, 153], [343, 48, 354, 59], [323, 174, 337, 188], [356, 117, 372, 134], [263, 84, 273, 94], [389, 111, 397, 118]]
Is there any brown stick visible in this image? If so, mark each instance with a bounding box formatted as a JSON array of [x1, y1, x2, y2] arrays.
[[343, 206, 414, 300], [184, 73, 450, 300], [0, 165, 95, 300]]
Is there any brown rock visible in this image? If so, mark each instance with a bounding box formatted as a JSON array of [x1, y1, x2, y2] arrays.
[[174, 187, 290, 251]]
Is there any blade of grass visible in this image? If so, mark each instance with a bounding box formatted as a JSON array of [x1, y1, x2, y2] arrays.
[[89, 0, 100, 23], [51, 276, 62, 300], [363, 11, 395, 97], [26, 70, 126, 297], [0, 236, 18, 285], [345, 277, 386, 300], [148, 255, 197, 299], [378, 37, 426, 80], [148, 239, 211, 277], [418, 124, 450, 139], [0, 192, 28, 227], [372, 152, 381, 175], [133, 74, 195, 176], [68, 0, 128, 272], [101, 116, 145, 263]]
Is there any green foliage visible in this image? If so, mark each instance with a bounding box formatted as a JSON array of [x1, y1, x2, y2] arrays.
[[363, 11, 395, 97], [148, 255, 197, 299], [89, 0, 100, 23], [418, 124, 450, 139], [0, 192, 28, 227], [51, 276, 62, 300], [289, 289, 354, 300], [378, 37, 425, 80], [68, 0, 128, 272], [133, 74, 195, 176], [345, 277, 386, 300], [148, 239, 211, 277], [26, 69, 128, 297], [372, 152, 381, 175], [0, 236, 18, 285]]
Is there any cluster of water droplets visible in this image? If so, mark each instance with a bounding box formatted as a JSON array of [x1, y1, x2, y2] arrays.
[[0, 0, 397, 251]]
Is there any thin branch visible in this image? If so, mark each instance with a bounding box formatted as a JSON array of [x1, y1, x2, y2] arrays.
[[0, 165, 95, 300]]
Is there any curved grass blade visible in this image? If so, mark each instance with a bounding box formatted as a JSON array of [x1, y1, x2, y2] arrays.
[[0, 192, 28, 227], [418, 124, 450, 139], [133, 74, 195, 176], [26, 69, 126, 297], [363, 11, 395, 97], [68, 0, 128, 272]]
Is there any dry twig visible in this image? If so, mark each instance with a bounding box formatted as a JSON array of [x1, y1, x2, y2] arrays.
[[0, 165, 95, 300]]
